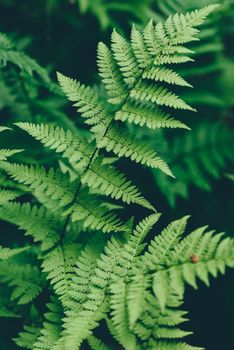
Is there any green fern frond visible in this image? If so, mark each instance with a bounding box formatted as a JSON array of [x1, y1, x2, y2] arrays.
[[154, 122, 234, 206], [115, 102, 189, 130], [0, 32, 51, 86], [15, 122, 94, 171], [109, 280, 137, 350], [14, 325, 40, 349], [98, 126, 174, 177], [0, 188, 20, 203], [97, 42, 127, 104], [56, 4, 215, 191], [42, 243, 81, 304], [57, 72, 111, 129], [0, 245, 29, 260], [0, 261, 43, 304], [0, 148, 23, 161], [0, 202, 60, 250], [150, 222, 234, 310], [0, 162, 75, 207], [130, 82, 195, 111], [33, 298, 63, 350], [70, 192, 127, 233], [55, 237, 122, 349], [81, 157, 155, 210], [87, 335, 111, 350], [143, 215, 190, 268]]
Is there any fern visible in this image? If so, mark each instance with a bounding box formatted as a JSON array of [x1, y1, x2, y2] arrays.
[[153, 122, 234, 206], [0, 5, 232, 350], [15, 122, 94, 171], [154, 0, 232, 109], [15, 326, 41, 349], [87, 335, 111, 350], [0, 32, 51, 86], [151, 227, 234, 309], [0, 245, 29, 260], [0, 202, 61, 250], [25, 215, 234, 349], [0, 259, 44, 304], [0, 126, 23, 161]]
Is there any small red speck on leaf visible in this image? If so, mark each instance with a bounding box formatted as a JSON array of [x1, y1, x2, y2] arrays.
[[190, 254, 199, 263]]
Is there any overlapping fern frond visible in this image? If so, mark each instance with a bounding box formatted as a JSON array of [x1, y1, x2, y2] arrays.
[[18, 215, 233, 350]]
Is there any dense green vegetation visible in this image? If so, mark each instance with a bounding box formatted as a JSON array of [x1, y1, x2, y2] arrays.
[[0, 1, 233, 349]]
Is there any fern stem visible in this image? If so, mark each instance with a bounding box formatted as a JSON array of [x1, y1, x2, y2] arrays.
[[58, 74, 147, 244]]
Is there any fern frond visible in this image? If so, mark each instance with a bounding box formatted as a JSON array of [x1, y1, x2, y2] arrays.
[[33, 298, 63, 350], [143, 215, 190, 268], [57, 72, 111, 129], [82, 157, 155, 210], [0, 261, 43, 304], [0, 202, 60, 250], [111, 29, 139, 86], [42, 243, 81, 304], [143, 67, 192, 87], [97, 42, 127, 104], [115, 102, 189, 130], [109, 214, 160, 341], [150, 222, 234, 310], [87, 335, 111, 350], [0, 188, 20, 203], [55, 237, 122, 349], [98, 126, 174, 177], [0, 148, 23, 161], [16, 122, 93, 170], [0, 245, 29, 260], [14, 325, 40, 349], [109, 280, 137, 350], [0, 32, 51, 85], [71, 192, 127, 233], [0, 162, 75, 207], [56, 5, 215, 191], [130, 82, 195, 111]]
